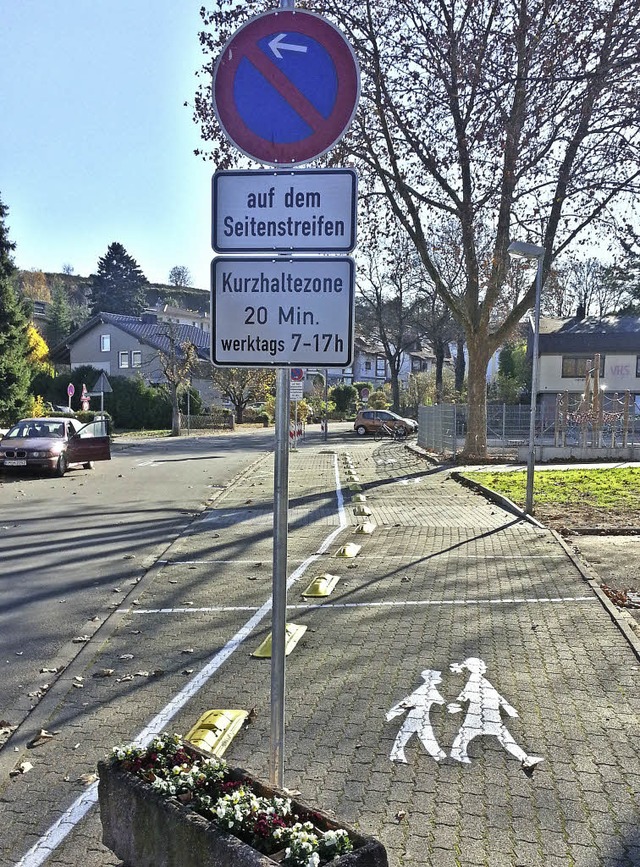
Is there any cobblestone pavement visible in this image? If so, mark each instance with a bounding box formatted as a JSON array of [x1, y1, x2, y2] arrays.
[[1, 438, 639, 867]]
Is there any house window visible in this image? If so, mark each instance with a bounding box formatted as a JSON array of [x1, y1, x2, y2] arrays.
[[100, 334, 110, 352], [376, 359, 386, 377], [119, 351, 129, 368], [132, 351, 142, 368], [561, 355, 605, 378], [365, 360, 372, 371], [636, 356, 640, 377]]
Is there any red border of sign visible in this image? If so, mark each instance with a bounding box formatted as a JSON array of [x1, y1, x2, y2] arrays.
[[213, 10, 360, 166]]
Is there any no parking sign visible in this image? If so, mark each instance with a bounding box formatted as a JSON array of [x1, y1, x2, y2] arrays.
[[213, 9, 360, 165]]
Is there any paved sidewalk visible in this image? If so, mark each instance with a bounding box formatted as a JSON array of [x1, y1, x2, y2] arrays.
[[1, 438, 639, 867]]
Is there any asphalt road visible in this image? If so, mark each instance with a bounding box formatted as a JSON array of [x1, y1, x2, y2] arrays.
[[0, 429, 274, 737]]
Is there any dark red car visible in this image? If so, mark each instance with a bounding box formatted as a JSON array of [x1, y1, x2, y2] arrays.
[[0, 416, 111, 477]]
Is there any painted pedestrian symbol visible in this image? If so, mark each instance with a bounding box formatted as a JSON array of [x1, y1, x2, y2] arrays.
[[386, 669, 447, 763], [386, 657, 543, 768], [213, 9, 360, 165]]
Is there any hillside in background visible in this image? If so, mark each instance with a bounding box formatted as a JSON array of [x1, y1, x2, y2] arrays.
[[16, 270, 210, 315]]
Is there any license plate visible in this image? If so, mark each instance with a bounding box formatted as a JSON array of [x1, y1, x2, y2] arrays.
[[4, 459, 27, 466]]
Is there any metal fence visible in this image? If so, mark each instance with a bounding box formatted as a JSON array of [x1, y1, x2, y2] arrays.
[[418, 402, 640, 459], [178, 412, 234, 433]]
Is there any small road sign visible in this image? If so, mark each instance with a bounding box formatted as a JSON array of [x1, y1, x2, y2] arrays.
[[211, 256, 354, 367], [213, 9, 360, 165], [291, 368, 305, 381], [212, 169, 357, 254], [67, 383, 75, 397], [290, 382, 305, 401]]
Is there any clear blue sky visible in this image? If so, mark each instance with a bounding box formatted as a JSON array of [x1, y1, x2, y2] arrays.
[[1, 1, 216, 291]]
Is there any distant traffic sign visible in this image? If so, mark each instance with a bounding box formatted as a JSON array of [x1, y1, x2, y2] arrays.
[[290, 368, 305, 381], [213, 9, 360, 165], [212, 169, 357, 253], [211, 256, 354, 367]]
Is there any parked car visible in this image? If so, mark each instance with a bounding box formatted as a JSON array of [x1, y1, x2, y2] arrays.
[[0, 417, 111, 477], [353, 409, 418, 437]]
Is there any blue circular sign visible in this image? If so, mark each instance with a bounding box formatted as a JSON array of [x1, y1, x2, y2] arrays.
[[214, 10, 360, 165]]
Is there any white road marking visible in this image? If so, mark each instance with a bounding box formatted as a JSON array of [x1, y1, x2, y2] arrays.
[[124, 596, 597, 615], [387, 657, 543, 767], [15, 456, 348, 867]]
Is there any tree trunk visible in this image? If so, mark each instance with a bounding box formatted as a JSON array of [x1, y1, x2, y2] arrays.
[[390, 372, 401, 413], [462, 339, 491, 458], [171, 382, 180, 436], [235, 404, 244, 424]]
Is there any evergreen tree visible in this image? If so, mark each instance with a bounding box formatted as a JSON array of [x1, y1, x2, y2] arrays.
[[89, 242, 148, 316], [0, 195, 31, 424], [47, 277, 73, 347]]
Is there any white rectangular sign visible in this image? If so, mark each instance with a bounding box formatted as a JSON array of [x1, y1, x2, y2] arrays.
[[290, 381, 304, 401], [212, 169, 357, 254], [211, 257, 355, 367]]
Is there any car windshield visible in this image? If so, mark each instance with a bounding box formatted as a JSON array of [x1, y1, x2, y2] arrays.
[[4, 421, 67, 439]]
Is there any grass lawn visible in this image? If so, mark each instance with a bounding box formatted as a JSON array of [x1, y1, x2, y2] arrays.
[[461, 466, 640, 529]]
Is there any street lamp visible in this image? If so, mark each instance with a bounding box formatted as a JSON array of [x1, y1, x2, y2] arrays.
[[508, 240, 546, 515]]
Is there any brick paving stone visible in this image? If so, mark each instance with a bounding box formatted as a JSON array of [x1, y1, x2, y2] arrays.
[[1, 441, 639, 867]]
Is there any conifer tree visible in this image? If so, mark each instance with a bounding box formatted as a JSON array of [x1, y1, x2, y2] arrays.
[[47, 277, 73, 347], [0, 195, 31, 424], [89, 242, 148, 316]]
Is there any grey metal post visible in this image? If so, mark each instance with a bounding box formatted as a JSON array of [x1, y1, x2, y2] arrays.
[[452, 405, 457, 458], [270, 368, 290, 788], [323, 368, 328, 442], [525, 258, 544, 514]]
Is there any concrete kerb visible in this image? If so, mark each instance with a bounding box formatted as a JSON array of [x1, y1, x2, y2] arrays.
[[0, 451, 272, 784], [552, 529, 640, 661]]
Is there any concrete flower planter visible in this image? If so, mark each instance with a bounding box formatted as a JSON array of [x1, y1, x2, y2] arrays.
[[97, 760, 388, 867]]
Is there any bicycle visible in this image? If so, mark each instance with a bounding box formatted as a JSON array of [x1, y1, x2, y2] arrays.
[[374, 421, 408, 442]]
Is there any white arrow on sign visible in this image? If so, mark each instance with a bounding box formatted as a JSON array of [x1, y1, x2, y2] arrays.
[[269, 33, 308, 59]]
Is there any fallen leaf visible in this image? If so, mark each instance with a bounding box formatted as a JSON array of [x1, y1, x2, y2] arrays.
[[10, 761, 33, 776], [78, 772, 98, 785], [27, 729, 56, 748], [120, 654, 134, 660], [93, 669, 115, 678], [394, 810, 407, 822]]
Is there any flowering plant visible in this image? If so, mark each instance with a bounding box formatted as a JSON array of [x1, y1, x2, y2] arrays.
[[110, 733, 353, 867]]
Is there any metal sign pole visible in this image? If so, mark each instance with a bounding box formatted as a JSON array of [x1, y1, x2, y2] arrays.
[[270, 367, 290, 787]]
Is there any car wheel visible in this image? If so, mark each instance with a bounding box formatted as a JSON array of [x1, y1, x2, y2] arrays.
[[83, 461, 95, 470], [396, 426, 407, 436], [55, 454, 68, 477], [356, 425, 367, 436]]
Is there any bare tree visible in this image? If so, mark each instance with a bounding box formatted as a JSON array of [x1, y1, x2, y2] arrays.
[[168, 265, 192, 288], [211, 368, 275, 424], [544, 257, 631, 317], [195, 0, 640, 457], [157, 328, 199, 436], [356, 233, 424, 411]]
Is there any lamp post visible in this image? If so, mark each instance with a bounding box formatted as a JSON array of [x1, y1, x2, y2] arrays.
[[508, 240, 545, 515]]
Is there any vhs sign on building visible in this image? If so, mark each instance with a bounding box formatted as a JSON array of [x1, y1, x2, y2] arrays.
[[211, 257, 354, 367]]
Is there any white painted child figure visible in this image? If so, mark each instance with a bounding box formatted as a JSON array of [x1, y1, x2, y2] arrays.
[[448, 657, 543, 768], [386, 669, 447, 763]]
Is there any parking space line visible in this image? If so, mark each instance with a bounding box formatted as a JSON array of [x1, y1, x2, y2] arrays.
[[122, 596, 597, 615]]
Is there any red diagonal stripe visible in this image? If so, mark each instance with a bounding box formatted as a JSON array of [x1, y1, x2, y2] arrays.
[[243, 42, 329, 132]]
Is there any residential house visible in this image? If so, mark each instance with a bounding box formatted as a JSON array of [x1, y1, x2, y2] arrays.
[[534, 314, 640, 420], [149, 302, 210, 332], [49, 311, 217, 405]]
